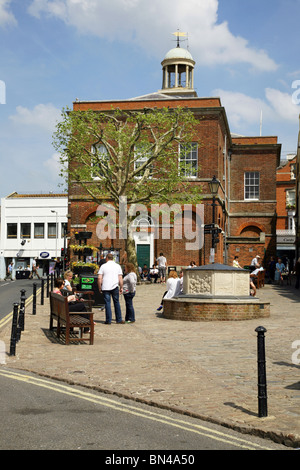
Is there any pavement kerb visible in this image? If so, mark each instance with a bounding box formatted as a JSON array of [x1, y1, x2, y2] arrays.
[[1, 280, 300, 448]]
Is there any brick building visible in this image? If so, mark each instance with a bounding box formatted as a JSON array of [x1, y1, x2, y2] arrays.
[[276, 155, 296, 268], [67, 43, 281, 269]]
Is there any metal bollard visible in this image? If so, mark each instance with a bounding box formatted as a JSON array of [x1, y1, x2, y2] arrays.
[[10, 303, 19, 356], [32, 283, 37, 315], [46, 275, 50, 298], [41, 278, 44, 305], [18, 289, 26, 333], [255, 326, 268, 418]]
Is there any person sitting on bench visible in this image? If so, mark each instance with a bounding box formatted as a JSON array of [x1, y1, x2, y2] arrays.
[[53, 278, 87, 313]]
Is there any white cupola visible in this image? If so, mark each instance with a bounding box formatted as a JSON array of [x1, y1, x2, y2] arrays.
[[159, 34, 197, 97]]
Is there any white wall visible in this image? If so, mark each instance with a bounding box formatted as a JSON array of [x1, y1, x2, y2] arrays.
[[0, 194, 68, 278]]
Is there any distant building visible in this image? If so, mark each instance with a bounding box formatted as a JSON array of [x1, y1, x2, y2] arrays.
[[295, 117, 300, 261], [276, 155, 296, 268], [0, 192, 68, 279]]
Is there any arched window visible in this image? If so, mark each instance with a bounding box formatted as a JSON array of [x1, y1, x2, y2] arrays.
[[132, 215, 155, 227]]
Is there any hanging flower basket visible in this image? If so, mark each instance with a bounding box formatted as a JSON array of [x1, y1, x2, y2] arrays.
[[70, 244, 98, 256], [73, 266, 95, 275], [72, 261, 98, 274]]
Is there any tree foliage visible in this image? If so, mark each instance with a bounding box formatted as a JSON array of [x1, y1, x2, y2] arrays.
[[53, 106, 202, 207], [53, 106, 202, 266]]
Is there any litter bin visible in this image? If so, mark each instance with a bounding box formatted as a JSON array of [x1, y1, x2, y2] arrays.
[[79, 274, 104, 307], [168, 266, 177, 274], [16, 270, 30, 279]]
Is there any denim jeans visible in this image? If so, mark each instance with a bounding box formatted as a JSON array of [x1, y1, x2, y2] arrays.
[[102, 287, 122, 323], [124, 292, 135, 322]]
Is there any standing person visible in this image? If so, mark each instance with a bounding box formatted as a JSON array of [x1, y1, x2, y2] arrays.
[[267, 256, 276, 283], [156, 252, 167, 283], [5, 261, 14, 280], [123, 263, 137, 323], [295, 257, 300, 289], [275, 258, 285, 285], [97, 253, 124, 324], [29, 258, 40, 279], [54, 258, 62, 277], [98, 255, 106, 268]]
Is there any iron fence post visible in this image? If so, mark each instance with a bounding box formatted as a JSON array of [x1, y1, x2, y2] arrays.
[[32, 283, 37, 315], [10, 303, 19, 356], [41, 278, 44, 305], [255, 326, 268, 418]]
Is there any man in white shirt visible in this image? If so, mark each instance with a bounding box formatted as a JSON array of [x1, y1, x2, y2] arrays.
[[97, 253, 124, 324], [250, 255, 261, 272], [156, 252, 167, 283]]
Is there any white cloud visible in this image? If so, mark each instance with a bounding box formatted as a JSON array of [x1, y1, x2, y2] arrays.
[[213, 89, 268, 128], [213, 87, 300, 131], [9, 103, 61, 132], [27, 0, 278, 72], [0, 0, 17, 27], [265, 88, 300, 122], [44, 152, 62, 181]]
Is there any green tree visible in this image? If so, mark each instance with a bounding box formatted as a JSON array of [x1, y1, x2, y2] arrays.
[[53, 106, 202, 267]]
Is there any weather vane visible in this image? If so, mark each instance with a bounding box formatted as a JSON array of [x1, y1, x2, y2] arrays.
[[172, 30, 188, 48]]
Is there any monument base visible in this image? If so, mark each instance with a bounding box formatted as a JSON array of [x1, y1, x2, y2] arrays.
[[163, 296, 270, 322]]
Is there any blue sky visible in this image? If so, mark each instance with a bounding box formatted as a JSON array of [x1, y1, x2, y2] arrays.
[[1, 0, 300, 199]]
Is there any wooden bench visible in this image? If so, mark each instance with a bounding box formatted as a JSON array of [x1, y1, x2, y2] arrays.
[[49, 292, 94, 345]]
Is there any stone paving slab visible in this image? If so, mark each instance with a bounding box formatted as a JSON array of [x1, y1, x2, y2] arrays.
[[1, 281, 300, 447]]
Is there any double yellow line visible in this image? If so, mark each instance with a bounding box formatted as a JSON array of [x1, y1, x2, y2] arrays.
[[0, 368, 274, 450], [0, 287, 41, 330]]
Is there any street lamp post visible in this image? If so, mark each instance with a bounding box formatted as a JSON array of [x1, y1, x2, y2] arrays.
[[208, 176, 221, 263]]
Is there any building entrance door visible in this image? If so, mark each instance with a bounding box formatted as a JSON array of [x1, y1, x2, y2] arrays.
[[137, 244, 150, 269]]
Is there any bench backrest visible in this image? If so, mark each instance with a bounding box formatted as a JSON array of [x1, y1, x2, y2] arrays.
[[50, 292, 69, 321]]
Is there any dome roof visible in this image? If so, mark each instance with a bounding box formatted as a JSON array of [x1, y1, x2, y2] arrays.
[[163, 46, 194, 61]]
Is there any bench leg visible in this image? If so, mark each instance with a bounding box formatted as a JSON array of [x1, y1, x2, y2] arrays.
[[90, 322, 94, 345], [57, 319, 61, 338], [65, 325, 70, 345]]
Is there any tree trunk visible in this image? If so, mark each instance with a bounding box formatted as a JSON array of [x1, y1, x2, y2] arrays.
[[125, 234, 140, 278]]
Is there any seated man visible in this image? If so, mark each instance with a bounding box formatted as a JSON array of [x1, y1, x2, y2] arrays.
[[149, 264, 159, 283], [141, 264, 151, 281]]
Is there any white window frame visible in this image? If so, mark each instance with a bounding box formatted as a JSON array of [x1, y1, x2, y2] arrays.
[[286, 189, 296, 207], [91, 143, 109, 180], [134, 144, 153, 178], [244, 171, 260, 200], [179, 143, 198, 178], [34, 223, 44, 239]]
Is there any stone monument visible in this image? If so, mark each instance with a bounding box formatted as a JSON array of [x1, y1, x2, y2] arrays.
[[163, 264, 270, 321]]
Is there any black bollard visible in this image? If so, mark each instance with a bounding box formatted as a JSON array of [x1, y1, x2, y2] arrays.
[[255, 326, 268, 418], [18, 289, 26, 333], [32, 283, 37, 315], [10, 303, 19, 356], [41, 278, 44, 305], [46, 275, 50, 298]]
